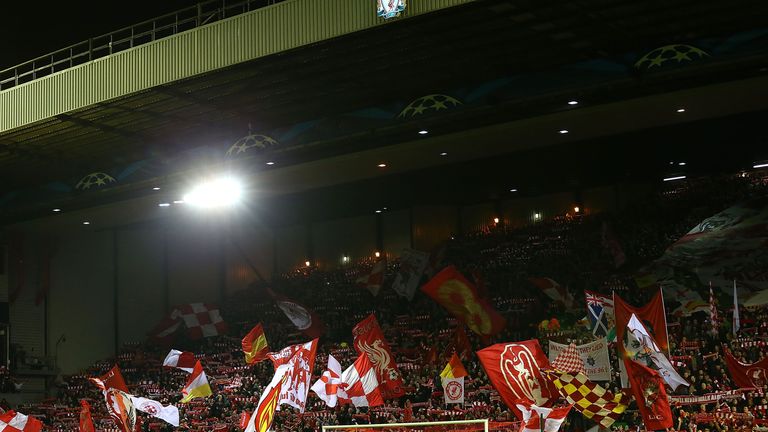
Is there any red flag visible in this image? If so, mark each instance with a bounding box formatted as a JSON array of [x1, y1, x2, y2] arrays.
[[242, 324, 270, 365], [97, 365, 129, 393], [266, 340, 319, 413], [724, 349, 768, 388], [339, 353, 385, 407], [476, 340, 559, 419], [352, 314, 404, 399], [623, 358, 673, 430], [79, 400, 95, 432], [421, 266, 506, 336], [614, 290, 668, 357], [267, 289, 325, 339], [355, 258, 386, 296], [0, 410, 43, 432]]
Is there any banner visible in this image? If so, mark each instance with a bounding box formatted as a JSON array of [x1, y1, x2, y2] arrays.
[[670, 390, 746, 406], [476, 340, 559, 419], [585, 290, 615, 341], [623, 358, 673, 430], [391, 249, 429, 300], [267, 339, 318, 412], [421, 266, 506, 336], [352, 314, 404, 398], [724, 349, 768, 388], [268, 289, 325, 339], [548, 338, 611, 381], [441, 377, 464, 405]]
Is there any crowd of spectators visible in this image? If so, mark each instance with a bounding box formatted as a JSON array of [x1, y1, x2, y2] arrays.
[[5, 172, 768, 431]]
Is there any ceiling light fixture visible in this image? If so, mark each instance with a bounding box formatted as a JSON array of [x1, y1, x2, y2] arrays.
[[52, 208, 61, 212], [754, 163, 768, 169], [567, 100, 578, 105], [158, 203, 171, 207], [663, 175, 687, 182], [440, 152, 448, 156], [153, 187, 161, 191], [509, 188, 518, 192], [83, 221, 91, 225], [375, 210, 382, 214], [559, 129, 569, 134], [266, 161, 275, 165], [183, 177, 243, 208], [676, 108, 686, 113], [678, 162, 686, 166], [418, 130, 429, 135], [377, 163, 387, 168]]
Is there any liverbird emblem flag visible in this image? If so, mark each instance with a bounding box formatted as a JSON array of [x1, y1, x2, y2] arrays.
[[352, 314, 404, 398]]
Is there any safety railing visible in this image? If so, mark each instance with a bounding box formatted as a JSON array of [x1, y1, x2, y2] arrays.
[[0, 0, 285, 91]]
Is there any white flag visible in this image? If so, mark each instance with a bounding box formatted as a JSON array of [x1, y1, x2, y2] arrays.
[[626, 313, 689, 390], [391, 249, 429, 300], [311, 354, 346, 408], [129, 396, 180, 427], [441, 376, 464, 404]]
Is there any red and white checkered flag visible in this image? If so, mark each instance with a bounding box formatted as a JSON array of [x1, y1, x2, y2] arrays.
[[339, 354, 384, 407], [172, 303, 228, 339], [551, 342, 585, 375], [311, 354, 345, 407]]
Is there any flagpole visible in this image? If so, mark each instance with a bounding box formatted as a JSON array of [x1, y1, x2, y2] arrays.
[[658, 286, 671, 357]]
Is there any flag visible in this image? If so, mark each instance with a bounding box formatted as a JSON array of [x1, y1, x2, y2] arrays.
[[585, 290, 615, 341], [245, 364, 289, 432], [547, 371, 630, 428], [311, 354, 344, 407], [163, 349, 196, 373], [626, 313, 688, 390], [181, 361, 213, 403], [476, 340, 559, 419], [391, 248, 429, 300], [548, 339, 610, 381], [440, 353, 467, 405], [267, 339, 318, 412], [0, 411, 43, 432], [339, 354, 384, 407], [352, 314, 405, 398], [173, 303, 228, 339], [623, 358, 673, 430], [268, 289, 325, 339], [79, 400, 95, 432], [613, 290, 668, 356], [92, 364, 129, 393], [723, 349, 768, 388], [733, 280, 740, 336], [356, 258, 386, 296], [550, 343, 586, 376], [130, 396, 180, 427], [149, 316, 182, 344], [529, 277, 576, 309], [440, 352, 468, 379], [515, 402, 572, 432], [103, 388, 137, 432], [709, 282, 719, 335], [242, 323, 270, 365], [421, 266, 506, 336]]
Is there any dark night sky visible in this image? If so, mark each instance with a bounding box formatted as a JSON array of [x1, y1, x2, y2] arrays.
[[1, 1, 201, 69]]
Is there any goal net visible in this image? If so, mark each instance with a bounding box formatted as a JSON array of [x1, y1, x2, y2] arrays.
[[322, 419, 521, 432]]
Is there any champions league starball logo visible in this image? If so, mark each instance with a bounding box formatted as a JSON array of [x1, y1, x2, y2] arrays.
[[377, 0, 406, 19]]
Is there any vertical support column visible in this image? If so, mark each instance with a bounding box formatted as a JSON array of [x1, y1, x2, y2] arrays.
[[112, 230, 119, 356]]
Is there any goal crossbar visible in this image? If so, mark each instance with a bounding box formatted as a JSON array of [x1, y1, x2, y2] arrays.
[[322, 418, 489, 431]]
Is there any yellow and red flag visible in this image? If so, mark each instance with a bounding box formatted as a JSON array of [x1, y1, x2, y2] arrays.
[[439, 352, 468, 379], [242, 323, 269, 365], [180, 361, 213, 403], [421, 266, 506, 336], [245, 364, 288, 432]]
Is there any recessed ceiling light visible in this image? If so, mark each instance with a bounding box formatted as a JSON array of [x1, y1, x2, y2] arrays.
[[173, 200, 184, 204], [158, 203, 171, 207], [375, 210, 382, 214], [382, 207, 388, 210], [567, 100, 578, 105], [676, 108, 686, 113], [440, 152, 448, 156], [509, 188, 518, 192], [152, 187, 161, 191], [52, 208, 61, 212], [266, 161, 275, 165], [663, 175, 687, 182], [754, 163, 768, 169], [559, 129, 569, 134], [83, 221, 91, 225], [678, 162, 686, 166], [377, 163, 387, 168], [418, 130, 429, 135]]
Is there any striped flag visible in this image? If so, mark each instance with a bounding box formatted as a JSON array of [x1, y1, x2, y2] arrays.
[[180, 361, 213, 403], [515, 401, 572, 432], [242, 324, 269, 365], [311, 354, 344, 407], [339, 354, 384, 407], [163, 349, 196, 373]]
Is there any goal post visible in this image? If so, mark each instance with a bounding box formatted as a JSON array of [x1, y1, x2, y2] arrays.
[[322, 418, 490, 432]]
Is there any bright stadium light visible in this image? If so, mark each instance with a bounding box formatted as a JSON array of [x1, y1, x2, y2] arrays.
[[754, 163, 768, 169], [663, 175, 687, 182], [183, 177, 243, 208]]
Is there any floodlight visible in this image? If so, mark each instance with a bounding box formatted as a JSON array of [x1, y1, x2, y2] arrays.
[[183, 177, 243, 208]]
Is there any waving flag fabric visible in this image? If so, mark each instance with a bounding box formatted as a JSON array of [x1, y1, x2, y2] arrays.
[[356, 258, 386, 296], [79, 400, 95, 432], [724, 349, 768, 388], [391, 248, 429, 300], [476, 340, 559, 419], [585, 290, 615, 341], [245, 364, 289, 432], [0, 411, 43, 432], [267, 339, 318, 412], [515, 402, 572, 432], [547, 371, 630, 428], [339, 354, 384, 407], [421, 266, 506, 336], [548, 339, 610, 381], [626, 313, 688, 390], [352, 314, 404, 399], [614, 290, 668, 357], [151, 303, 227, 342], [242, 323, 270, 365], [163, 349, 196, 373], [181, 361, 213, 403], [550, 343, 585, 376], [268, 289, 325, 339], [130, 396, 180, 427], [96, 364, 129, 393], [623, 358, 673, 430], [311, 354, 344, 407], [529, 277, 576, 309], [104, 389, 137, 432], [440, 353, 468, 404], [440, 352, 468, 379]]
